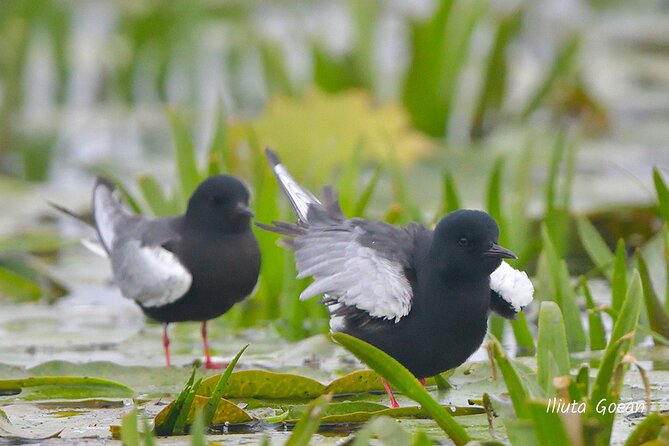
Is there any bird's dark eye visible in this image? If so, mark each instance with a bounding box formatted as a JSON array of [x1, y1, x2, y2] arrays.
[[458, 237, 469, 247], [209, 195, 224, 205]]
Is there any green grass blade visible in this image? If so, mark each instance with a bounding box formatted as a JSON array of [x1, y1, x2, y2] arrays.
[[337, 140, 363, 216], [510, 313, 536, 356], [441, 171, 461, 215], [285, 394, 331, 446], [577, 216, 614, 279], [623, 412, 665, 446], [141, 416, 156, 446], [332, 333, 471, 445], [537, 302, 570, 393], [206, 101, 230, 175], [611, 239, 628, 314], [156, 367, 197, 435], [120, 409, 140, 446], [581, 276, 607, 351], [137, 175, 174, 216], [469, 8, 522, 139], [172, 377, 202, 434], [352, 165, 382, 218], [653, 167, 669, 222], [521, 34, 581, 120], [636, 249, 669, 340], [486, 156, 506, 238], [168, 109, 201, 201], [203, 344, 249, 425], [489, 338, 531, 419], [189, 409, 206, 446]]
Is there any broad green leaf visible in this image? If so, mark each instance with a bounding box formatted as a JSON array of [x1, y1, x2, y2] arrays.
[[527, 400, 572, 445], [285, 395, 330, 446], [577, 216, 614, 279], [197, 370, 325, 399], [653, 167, 669, 222], [636, 249, 669, 340], [203, 344, 248, 425], [537, 302, 570, 392], [623, 412, 666, 446], [0, 376, 134, 401], [332, 332, 471, 445]]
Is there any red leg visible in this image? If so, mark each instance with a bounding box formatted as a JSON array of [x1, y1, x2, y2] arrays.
[[382, 379, 400, 408], [202, 321, 223, 369], [163, 324, 171, 368], [418, 378, 426, 387]]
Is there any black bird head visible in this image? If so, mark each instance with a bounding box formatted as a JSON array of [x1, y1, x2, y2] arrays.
[[430, 209, 516, 277], [185, 175, 253, 233]]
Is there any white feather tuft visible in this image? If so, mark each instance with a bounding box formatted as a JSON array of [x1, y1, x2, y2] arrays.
[[490, 261, 534, 312]]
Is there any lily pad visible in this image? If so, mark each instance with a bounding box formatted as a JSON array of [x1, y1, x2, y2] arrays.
[[283, 401, 485, 424], [154, 395, 252, 430], [198, 370, 326, 400], [0, 376, 134, 401], [325, 370, 385, 395], [0, 408, 62, 440]]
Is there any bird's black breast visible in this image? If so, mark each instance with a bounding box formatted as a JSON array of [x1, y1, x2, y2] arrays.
[[341, 261, 491, 378], [141, 229, 260, 323]]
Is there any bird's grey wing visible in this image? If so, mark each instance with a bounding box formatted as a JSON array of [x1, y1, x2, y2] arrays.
[[489, 261, 534, 316], [93, 178, 192, 308], [295, 219, 419, 325]]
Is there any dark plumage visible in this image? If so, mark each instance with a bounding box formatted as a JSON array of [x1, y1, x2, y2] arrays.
[[56, 175, 261, 368], [258, 148, 533, 406]]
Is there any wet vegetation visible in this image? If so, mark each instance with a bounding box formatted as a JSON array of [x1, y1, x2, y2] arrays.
[[2, 0, 669, 444]]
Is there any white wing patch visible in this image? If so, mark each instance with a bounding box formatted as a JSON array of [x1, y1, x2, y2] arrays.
[[93, 183, 121, 252], [112, 241, 192, 307], [490, 261, 534, 312], [81, 238, 108, 257], [296, 227, 413, 323]]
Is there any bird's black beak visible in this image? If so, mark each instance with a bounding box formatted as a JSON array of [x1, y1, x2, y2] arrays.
[[484, 242, 517, 259], [235, 203, 254, 218]]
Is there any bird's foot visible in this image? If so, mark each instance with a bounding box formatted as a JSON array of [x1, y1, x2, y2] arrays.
[[382, 379, 400, 409], [203, 360, 231, 370]]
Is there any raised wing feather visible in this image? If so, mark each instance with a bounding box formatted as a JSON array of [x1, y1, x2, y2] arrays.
[[294, 220, 416, 323]]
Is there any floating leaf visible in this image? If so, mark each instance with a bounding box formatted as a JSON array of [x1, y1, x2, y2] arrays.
[[285, 394, 330, 446], [325, 370, 384, 395], [351, 416, 412, 446], [0, 408, 62, 440], [198, 370, 325, 400], [0, 265, 42, 301], [0, 376, 134, 401]]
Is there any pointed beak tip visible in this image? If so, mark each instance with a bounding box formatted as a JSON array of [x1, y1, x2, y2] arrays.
[[235, 203, 254, 218], [484, 243, 517, 259]]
